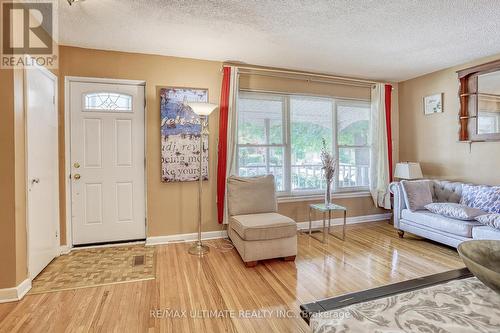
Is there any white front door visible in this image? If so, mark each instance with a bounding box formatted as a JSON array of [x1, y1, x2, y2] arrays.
[[69, 81, 145, 245], [26, 67, 59, 279]]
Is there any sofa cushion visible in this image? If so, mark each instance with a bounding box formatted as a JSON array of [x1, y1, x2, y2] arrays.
[[472, 225, 500, 240], [475, 213, 500, 230], [430, 180, 463, 203], [401, 209, 482, 237], [230, 213, 296, 241], [227, 175, 277, 216], [401, 180, 433, 211], [424, 203, 486, 221], [461, 184, 500, 214]]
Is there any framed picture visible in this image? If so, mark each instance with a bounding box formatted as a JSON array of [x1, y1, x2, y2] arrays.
[[424, 93, 443, 115], [160, 87, 209, 182]]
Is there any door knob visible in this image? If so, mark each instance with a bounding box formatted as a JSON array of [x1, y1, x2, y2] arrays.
[[31, 178, 40, 184], [73, 174, 81, 180]]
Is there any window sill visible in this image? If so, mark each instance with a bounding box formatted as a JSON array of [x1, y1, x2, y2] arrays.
[[277, 191, 371, 203]]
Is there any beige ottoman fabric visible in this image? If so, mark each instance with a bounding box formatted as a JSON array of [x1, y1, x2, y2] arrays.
[[228, 227, 297, 263], [230, 213, 296, 241]]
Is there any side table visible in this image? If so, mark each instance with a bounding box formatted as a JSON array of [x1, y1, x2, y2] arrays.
[[307, 203, 347, 243]]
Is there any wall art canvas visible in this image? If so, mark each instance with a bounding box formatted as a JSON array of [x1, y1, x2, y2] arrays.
[[424, 93, 443, 115], [160, 87, 209, 182]]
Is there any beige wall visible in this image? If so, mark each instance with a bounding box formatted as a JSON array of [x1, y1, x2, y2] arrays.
[[399, 53, 500, 185], [58, 46, 389, 244], [0, 68, 29, 288], [280, 196, 384, 222], [239, 73, 371, 100], [0, 68, 17, 288], [13, 69, 28, 285]]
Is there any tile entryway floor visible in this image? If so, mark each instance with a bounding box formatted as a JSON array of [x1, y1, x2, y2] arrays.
[[29, 245, 155, 294]]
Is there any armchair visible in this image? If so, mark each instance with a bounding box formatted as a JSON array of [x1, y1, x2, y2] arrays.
[[227, 175, 297, 267]]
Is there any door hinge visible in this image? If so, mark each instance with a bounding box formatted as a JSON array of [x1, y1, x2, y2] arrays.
[[53, 95, 56, 105]]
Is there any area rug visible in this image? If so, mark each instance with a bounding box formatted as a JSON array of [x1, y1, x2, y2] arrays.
[[29, 245, 155, 294], [310, 277, 500, 333]]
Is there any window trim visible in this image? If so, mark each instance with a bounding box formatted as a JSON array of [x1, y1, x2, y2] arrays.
[[237, 91, 371, 198], [277, 190, 371, 203]]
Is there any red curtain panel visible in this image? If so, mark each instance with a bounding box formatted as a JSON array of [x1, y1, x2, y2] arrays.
[[216, 67, 231, 223], [385, 84, 393, 182]]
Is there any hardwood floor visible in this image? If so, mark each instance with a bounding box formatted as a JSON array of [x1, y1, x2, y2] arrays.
[[0, 222, 464, 333]]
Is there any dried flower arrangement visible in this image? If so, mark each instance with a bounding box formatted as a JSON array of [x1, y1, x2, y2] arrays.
[[321, 138, 337, 205]]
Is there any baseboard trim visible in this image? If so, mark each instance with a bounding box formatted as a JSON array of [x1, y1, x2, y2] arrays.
[[146, 213, 392, 246], [146, 230, 228, 246], [296, 213, 392, 230], [0, 278, 31, 303], [59, 245, 71, 255]]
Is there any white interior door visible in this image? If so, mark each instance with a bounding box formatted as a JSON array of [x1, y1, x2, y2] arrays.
[[26, 67, 59, 279], [70, 81, 145, 245]]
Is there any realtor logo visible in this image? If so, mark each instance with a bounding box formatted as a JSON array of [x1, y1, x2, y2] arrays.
[[1, 0, 58, 68]]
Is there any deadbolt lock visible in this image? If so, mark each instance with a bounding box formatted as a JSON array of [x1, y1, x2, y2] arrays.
[[73, 162, 80, 168]]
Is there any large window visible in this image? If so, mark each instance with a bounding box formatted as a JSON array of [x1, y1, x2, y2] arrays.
[[237, 94, 286, 190], [237, 91, 371, 196]]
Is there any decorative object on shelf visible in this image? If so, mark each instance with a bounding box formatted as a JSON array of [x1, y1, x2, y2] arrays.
[[394, 162, 423, 180], [160, 87, 209, 182], [187, 101, 218, 256], [458, 58, 500, 142], [458, 240, 500, 294], [423, 93, 443, 115], [320, 138, 336, 206], [67, 0, 85, 5]]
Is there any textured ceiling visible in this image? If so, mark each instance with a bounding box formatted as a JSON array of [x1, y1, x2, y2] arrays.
[[59, 0, 500, 82]]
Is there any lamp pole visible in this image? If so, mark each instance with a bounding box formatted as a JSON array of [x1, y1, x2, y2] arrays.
[[188, 115, 210, 256], [185, 102, 217, 256]]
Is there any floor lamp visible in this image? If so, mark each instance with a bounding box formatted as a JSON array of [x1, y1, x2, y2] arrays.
[[187, 102, 218, 256]]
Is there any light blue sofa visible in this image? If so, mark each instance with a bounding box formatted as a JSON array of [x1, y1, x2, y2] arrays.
[[390, 180, 500, 248]]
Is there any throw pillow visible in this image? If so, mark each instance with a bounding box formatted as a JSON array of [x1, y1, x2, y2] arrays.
[[401, 180, 433, 212], [425, 203, 487, 221], [476, 214, 500, 230], [460, 184, 500, 214]]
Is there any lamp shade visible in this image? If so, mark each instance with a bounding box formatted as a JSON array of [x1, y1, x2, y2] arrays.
[[187, 102, 218, 116], [394, 162, 423, 180]]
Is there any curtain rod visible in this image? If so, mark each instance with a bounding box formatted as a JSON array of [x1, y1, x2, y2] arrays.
[[222, 62, 383, 85], [239, 87, 370, 102], [238, 70, 372, 88]]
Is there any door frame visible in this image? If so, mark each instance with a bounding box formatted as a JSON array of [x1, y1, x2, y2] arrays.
[[64, 76, 147, 249], [24, 64, 60, 278]]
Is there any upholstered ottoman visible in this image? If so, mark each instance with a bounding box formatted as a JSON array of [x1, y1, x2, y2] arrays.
[[227, 175, 297, 267]]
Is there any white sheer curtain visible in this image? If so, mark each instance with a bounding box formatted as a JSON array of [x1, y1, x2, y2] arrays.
[[370, 83, 391, 209], [223, 67, 239, 224]]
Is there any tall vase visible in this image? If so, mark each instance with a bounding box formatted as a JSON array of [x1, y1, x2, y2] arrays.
[[325, 180, 332, 206]]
